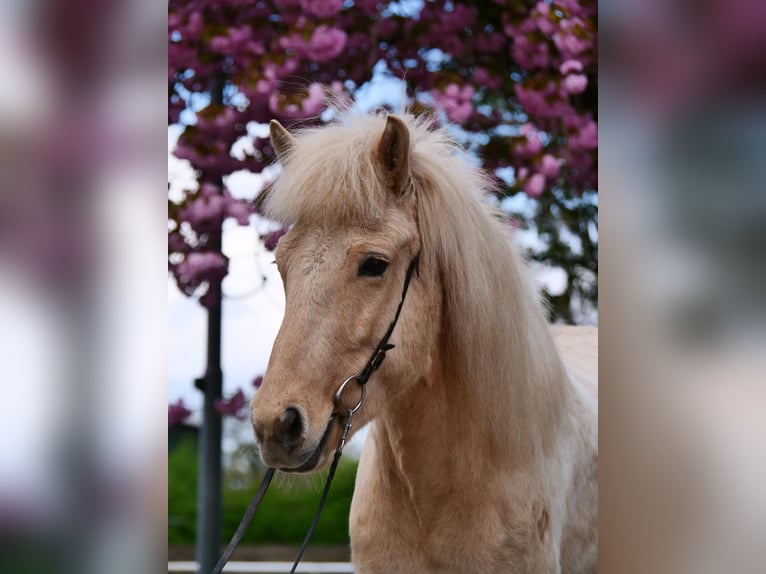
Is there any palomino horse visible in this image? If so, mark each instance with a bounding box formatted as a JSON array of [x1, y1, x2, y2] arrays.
[[251, 113, 598, 573]]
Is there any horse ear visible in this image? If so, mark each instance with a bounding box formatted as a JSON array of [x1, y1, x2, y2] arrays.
[[375, 115, 411, 197], [269, 120, 296, 163]]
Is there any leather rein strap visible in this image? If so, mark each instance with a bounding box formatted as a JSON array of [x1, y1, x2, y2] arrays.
[[210, 252, 420, 574]]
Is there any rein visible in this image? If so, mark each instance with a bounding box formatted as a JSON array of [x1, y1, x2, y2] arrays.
[[210, 252, 420, 574]]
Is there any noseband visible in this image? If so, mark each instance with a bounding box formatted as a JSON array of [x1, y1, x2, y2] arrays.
[[211, 252, 420, 574]]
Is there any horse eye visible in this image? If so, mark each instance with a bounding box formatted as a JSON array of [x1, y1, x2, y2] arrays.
[[358, 257, 389, 277]]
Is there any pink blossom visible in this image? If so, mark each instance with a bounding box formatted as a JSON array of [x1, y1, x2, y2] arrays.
[[300, 0, 344, 18], [523, 133, 542, 155], [269, 83, 327, 119], [253, 376, 263, 389], [225, 198, 251, 225], [254, 78, 275, 95], [473, 68, 502, 90], [569, 119, 598, 150], [278, 33, 305, 53], [228, 26, 253, 46], [520, 123, 534, 137], [533, 2, 556, 35], [306, 26, 347, 62], [209, 36, 231, 53], [176, 252, 228, 285], [523, 173, 546, 197], [180, 185, 250, 231], [514, 84, 549, 116], [245, 41, 265, 56], [329, 80, 352, 108], [302, 83, 328, 115], [535, 15, 556, 36], [168, 233, 191, 254], [560, 59, 584, 75], [215, 389, 248, 419], [511, 29, 551, 70], [186, 12, 204, 36], [553, 29, 588, 58], [516, 123, 543, 156], [432, 83, 474, 124], [169, 399, 192, 427], [475, 32, 505, 54], [269, 92, 296, 117], [563, 73, 588, 94], [182, 194, 227, 230], [200, 183, 220, 198], [263, 227, 288, 251], [540, 154, 561, 178]]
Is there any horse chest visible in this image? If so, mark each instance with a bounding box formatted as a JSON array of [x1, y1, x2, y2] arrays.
[[350, 462, 555, 573]]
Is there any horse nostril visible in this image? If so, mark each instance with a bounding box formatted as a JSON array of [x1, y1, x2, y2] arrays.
[[276, 407, 304, 452]]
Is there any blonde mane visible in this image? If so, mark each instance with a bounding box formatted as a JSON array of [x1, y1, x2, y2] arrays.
[[265, 112, 567, 459]]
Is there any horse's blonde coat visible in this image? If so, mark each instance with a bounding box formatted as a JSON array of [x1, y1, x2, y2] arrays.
[[255, 113, 598, 573]]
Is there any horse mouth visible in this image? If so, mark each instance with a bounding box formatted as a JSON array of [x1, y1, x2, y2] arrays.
[[279, 415, 337, 474]]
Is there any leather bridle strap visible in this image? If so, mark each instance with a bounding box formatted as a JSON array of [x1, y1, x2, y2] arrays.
[[210, 251, 420, 574], [356, 252, 420, 385]]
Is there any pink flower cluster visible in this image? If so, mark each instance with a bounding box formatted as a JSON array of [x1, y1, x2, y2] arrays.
[[269, 83, 327, 120], [499, 2, 596, 194], [560, 59, 587, 94], [432, 84, 475, 124], [262, 227, 288, 251], [280, 26, 347, 62], [175, 251, 228, 287], [168, 0, 598, 310], [171, 250, 229, 307], [299, 0, 343, 18], [181, 183, 250, 235], [169, 399, 192, 427], [214, 389, 248, 419], [516, 123, 544, 156], [209, 26, 264, 57]]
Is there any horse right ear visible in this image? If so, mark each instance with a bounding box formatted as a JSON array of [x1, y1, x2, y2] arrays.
[[270, 120, 296, 163], [375, 115, 411, 197]]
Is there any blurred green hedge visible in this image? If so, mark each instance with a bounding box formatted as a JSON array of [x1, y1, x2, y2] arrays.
[[168, 435, 357, 545]]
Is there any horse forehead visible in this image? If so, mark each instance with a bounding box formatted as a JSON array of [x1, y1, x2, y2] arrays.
[[297, 229, 340, 276], [287, 207, 417, 268]]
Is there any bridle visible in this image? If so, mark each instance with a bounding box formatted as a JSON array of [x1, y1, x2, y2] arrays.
[[210, 251, 421, 574]]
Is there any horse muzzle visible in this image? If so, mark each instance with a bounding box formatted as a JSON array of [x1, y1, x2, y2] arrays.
[[253, 407, 337, 473]]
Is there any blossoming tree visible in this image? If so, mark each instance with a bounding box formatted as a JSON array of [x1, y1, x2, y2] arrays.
[[169, 0, 597, 321]]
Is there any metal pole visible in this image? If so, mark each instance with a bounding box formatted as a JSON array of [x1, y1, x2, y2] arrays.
[[195, 74, 225, 574], [195, 290, 223, 574]]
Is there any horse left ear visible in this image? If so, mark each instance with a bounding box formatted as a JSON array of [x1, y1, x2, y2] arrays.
[[375, 115, 411, 197], [270, 120, 296, 163]]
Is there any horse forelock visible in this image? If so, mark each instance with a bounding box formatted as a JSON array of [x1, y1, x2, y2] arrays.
[[265, 113, 395, 227]]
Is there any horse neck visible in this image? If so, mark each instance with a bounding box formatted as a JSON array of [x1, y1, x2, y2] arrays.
[[378, 248, 569, 496]]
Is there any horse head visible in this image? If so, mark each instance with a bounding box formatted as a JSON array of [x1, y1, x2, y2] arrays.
[[251, 115, 441, 472]]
